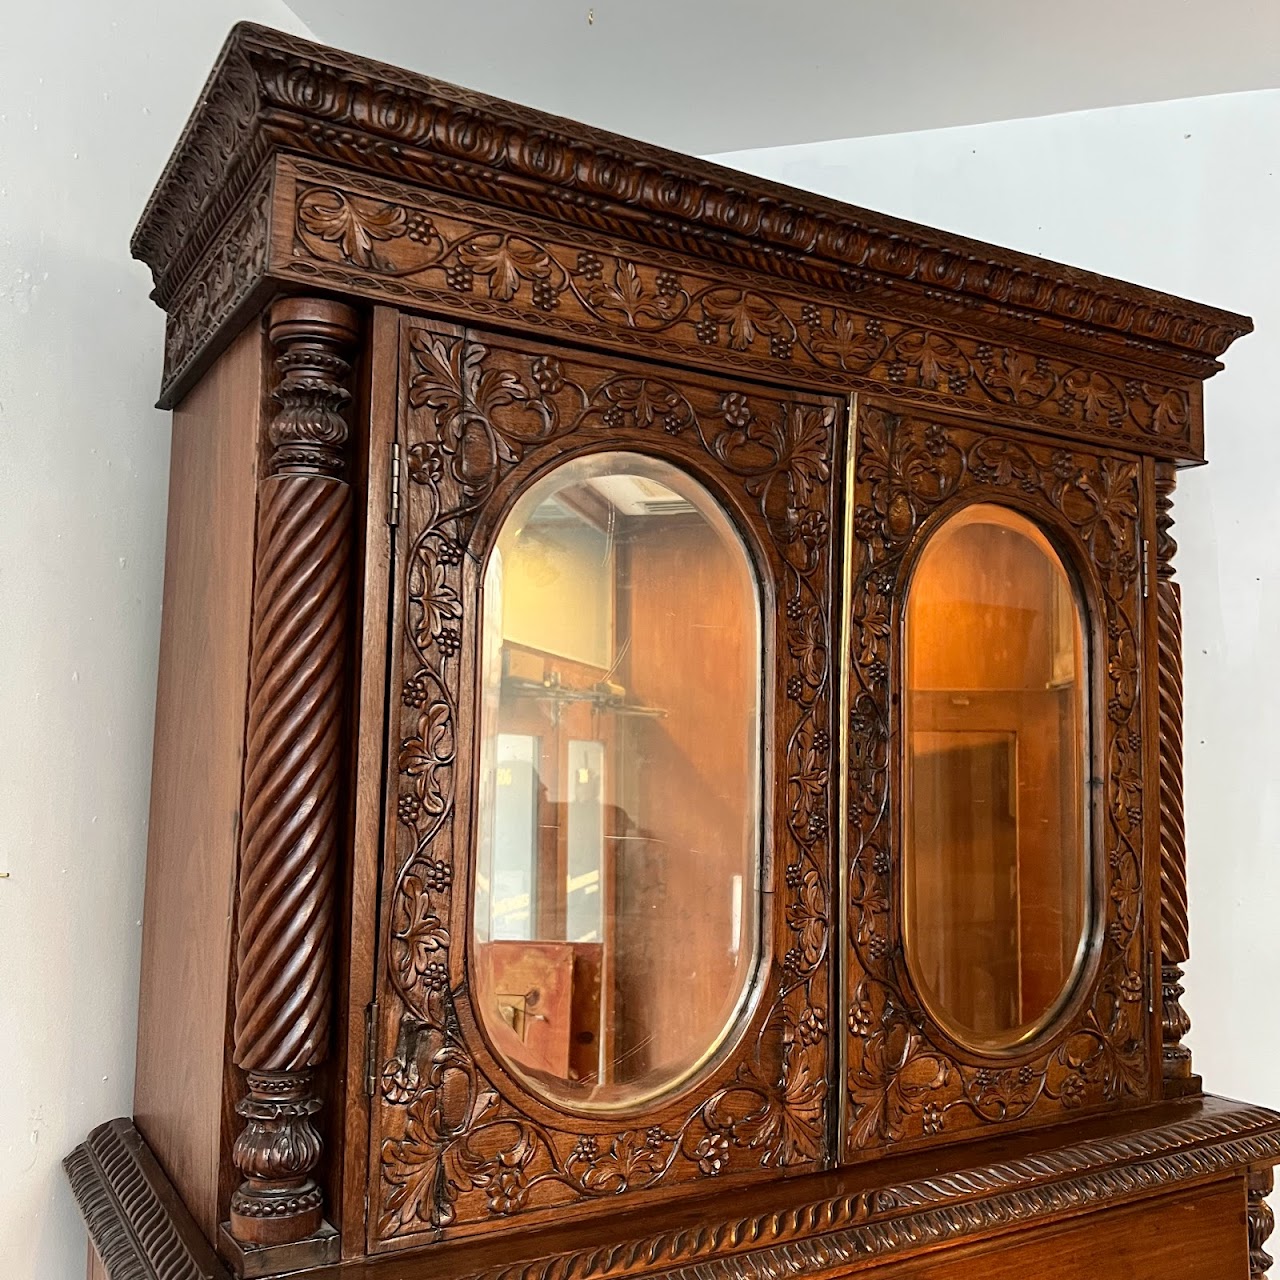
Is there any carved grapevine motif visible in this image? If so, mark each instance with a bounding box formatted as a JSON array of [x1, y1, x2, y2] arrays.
[[842, 405, 1149, 1159], [373, 324, 838, 1245], [163, 173, 270, 398], [288, 175, 1192, 456]]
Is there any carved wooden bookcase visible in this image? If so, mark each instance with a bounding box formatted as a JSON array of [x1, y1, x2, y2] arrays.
[[65, 23, 1278, 1280]]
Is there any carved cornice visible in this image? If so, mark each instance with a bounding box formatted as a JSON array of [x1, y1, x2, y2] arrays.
[[67, 1103, 1280, 1280], [63, 1119, 230, 1280], [160, 166, 273, 403], [134, 24, 1250, 413]]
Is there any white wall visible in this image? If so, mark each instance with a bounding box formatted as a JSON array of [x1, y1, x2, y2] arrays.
[[0, 5, 311, 1278], [713, 89, 1280, 1114]]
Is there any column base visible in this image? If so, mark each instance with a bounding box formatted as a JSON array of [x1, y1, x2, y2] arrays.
[[218, 1221, 340, 1279]]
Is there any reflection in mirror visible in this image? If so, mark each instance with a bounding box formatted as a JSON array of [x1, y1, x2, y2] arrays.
[[474, 453, 762, 1110], [904, 504, 1091, 1049]]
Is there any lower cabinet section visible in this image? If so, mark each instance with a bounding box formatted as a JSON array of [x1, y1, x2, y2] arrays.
[[67, 1102, 1278, 1280], [869, 1181, 1246, 1280]]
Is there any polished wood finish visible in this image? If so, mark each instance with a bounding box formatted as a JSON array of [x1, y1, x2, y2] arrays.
[[371, 322, 839, 1244], [865, 1179, 1245, 1280], [132, 324, 266, 1238], [227, 297, 359, 1255], [1153, 461, 1199, 1095], [337, 304, 402, 1257], [67, 21, 1273, 1280], [843, 402, 1149, 1156], [68, 1099, 1280, 1280]]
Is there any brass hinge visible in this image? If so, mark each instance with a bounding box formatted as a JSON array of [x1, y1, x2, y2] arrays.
[[1141, 537, 1151, 599], [364, 1000, 380, 1097], [1146, 948, 1156, 1016], [388, 442, 402, 528]]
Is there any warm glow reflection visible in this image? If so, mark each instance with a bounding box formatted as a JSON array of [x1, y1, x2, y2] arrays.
[[904, 504, 1090, 1048], [474, 453, 762, 1109]]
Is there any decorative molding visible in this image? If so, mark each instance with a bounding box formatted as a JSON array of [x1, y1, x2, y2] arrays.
[[1154, 462, 1197, 1095], [491, 1104, 1280, 1280], [371, 322, 838, 1246], [133, 25, 1251, 422], [63, 1119, 229, 1280], [229, 297, 360, 1248], [131, 24, 1250, 374], [1251, 1165, 1276, 1279], [505, 1129, 1280, 1280], [158, 167, 273, 406], [269, 161, 1200, 460], [67, 1105, 1280, 1280], [842, 402, 1149, 1159]]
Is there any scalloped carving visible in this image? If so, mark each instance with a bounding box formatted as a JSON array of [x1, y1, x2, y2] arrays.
[[63, 1119, 229, 1280]]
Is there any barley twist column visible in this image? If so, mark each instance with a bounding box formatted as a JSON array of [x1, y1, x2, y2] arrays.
[[228, 297, 359, 1247], [1250, 1167, 1275, 1279], [1154, 462, 1199, 1096]]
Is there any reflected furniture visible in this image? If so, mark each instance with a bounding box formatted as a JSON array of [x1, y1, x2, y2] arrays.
[[66, 23, 1278, 1280]]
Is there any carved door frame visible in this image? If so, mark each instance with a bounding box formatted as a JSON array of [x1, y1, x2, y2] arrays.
[[366, 315, 844, 1252], [840, 398, 1153, 1161]]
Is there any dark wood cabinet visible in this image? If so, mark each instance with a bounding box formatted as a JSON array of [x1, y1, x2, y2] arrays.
[[66, 23, 1278, 1280]]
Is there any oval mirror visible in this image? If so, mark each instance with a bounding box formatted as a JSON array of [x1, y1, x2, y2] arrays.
[[473, 452, 763, 1110], [903, 503, 1091, 1050]]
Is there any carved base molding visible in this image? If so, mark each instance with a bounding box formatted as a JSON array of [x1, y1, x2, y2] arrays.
[[69, 1101, 1280, 1280], [63, 1119, 229, 1280]]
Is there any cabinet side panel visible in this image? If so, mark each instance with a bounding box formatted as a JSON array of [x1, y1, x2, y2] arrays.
[[132, 323, 265, 1238], [86, 1241, 106, 1280]]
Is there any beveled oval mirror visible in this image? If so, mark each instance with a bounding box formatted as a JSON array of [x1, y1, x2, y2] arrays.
[[903, 503, 1091, 1051], [473, 452, 763, 1111]]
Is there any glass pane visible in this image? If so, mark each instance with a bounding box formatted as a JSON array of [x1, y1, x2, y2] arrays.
[[474, 452, 762, 1110], [904, 504, 1090, 1049]]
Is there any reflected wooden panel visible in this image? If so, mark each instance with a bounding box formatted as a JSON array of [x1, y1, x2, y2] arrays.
[[905, 504, 1090, 1049], [474, 452, 762, 1109]]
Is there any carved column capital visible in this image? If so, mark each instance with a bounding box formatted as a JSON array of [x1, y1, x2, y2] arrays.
[[228, 295, 359, 1255], [266, 298, 359, 476]]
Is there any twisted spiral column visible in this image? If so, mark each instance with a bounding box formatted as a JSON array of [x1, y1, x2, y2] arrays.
[[1154, 463, 1198, 1095], [1251, 1166, 1275, 1279], [229, 297, 359, 1246]]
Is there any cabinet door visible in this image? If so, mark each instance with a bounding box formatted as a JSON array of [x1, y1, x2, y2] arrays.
[[841, 399, 1152, 1160], [367, 316, 842, 1251]]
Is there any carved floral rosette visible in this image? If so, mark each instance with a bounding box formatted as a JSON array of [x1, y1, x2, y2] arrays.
[[842, 403, 1149, 1157], [370, 321, 840, 1246]]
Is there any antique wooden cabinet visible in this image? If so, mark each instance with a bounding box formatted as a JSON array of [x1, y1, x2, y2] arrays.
[[66, 23, 1279, 1280]]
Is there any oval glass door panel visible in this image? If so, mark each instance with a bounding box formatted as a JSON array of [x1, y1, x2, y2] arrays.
[[904, 504, 1090, 1049], [474, 452, 762, 1110]]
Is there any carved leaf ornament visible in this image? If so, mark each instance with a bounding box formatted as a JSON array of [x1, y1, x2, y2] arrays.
[[288, 180, 1195, 457], [842, 405, 1148, 1157], [372, 326, 838, 1242]]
